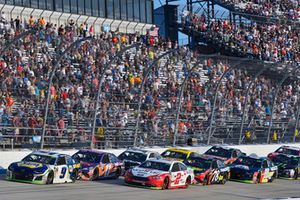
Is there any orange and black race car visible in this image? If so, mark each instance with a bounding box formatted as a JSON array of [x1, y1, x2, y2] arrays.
[[204, 146, 246, 165], [183, 155, 230, 185]]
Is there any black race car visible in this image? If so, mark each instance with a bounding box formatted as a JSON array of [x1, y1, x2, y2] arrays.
[[271, 154, 300, 180]]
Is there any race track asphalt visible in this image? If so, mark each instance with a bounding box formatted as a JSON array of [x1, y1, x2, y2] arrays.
[[0, 175, 299, 200]]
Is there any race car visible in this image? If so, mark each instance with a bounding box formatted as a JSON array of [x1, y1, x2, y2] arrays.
[[204, 146, 246, 165], [118, 148, 162, 171], [72, 149, 123, 181], [161, 148, 198, 161], [6, 151, 79, 184], [271, 154, 300, 180], [229, 155, 278, 184], [183, 155, 230, 185], [268, 146, 300, 160], [124, 159, 194, 189]]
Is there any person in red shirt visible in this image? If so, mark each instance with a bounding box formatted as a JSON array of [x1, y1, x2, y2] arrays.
[[57, 117, 65, 137]]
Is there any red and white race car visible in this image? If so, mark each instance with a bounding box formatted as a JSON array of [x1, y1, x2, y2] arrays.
[[124, 159, 194, 189]]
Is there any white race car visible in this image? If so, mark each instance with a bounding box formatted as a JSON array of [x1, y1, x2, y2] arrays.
[[6, 151, 80, 184], [124, 159, 194, 189]]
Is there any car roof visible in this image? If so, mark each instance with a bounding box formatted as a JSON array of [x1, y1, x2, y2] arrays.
[[280, 146, 300, 151], [165, 148, 196, 154], [147, 158, 178, 165], [32, 150, 66, 158], [241, 155, 264, 161], [188, 154, 220, 161], [124, 148, 156, 154], [211, 145, 239, 151], [77, 149, 106, 155]]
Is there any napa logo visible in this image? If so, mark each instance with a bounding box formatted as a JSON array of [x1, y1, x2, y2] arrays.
[[17, 162, 43, 169]]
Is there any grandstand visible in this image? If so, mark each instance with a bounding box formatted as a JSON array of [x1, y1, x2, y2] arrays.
[[0, 0, 299, 150]]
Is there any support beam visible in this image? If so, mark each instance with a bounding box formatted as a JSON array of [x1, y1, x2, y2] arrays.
[[133, 48, 182, 147], [41, 37, 95, 149], [173, 57, 207, 146], [267, 65, 299, 144], [238, 62, 275, 144], [91, 43, 142, 148]]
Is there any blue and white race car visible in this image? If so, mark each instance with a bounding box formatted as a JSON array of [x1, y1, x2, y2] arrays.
[[6, 151, 80, 184]]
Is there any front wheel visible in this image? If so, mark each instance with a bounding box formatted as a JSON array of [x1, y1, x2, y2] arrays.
[[254, 173, 261, 184], [162, 177, 169, 190], [71, 169, 78, 183], [294, 169, 298, 180]]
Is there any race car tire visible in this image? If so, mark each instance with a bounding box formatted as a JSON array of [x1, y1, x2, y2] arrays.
[[294, 169, 298, 180], [91, 169, 99, 181], [221, 174, 227, 185], [202, 176, 208, 186], [255, 173, 261, 184], [112, 167, 121, 179], [162, 177, 169, 190], [46, 171, 54, 184], [185, 176, 191, 188], [269, 172, 277, 183], [71, 169, 78, 183]]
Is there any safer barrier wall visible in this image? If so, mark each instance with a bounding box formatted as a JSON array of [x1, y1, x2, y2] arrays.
[[1, 143, 300, 172]]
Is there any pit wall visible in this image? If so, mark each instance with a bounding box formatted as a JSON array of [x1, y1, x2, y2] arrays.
[[1, 143, 300, 172]]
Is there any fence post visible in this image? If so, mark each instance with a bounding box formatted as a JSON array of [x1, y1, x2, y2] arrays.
[[41, 37, 94, 149], [133, 49, 181, 147], [207, 59, 245, 145], [238, 62, 275, 144], [91, 43, 141, 148], [173, 59, 205, 146], [267, 65, 299, 144]]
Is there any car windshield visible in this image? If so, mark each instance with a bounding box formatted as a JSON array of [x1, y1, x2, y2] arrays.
[[275, 147, 299, 156], [22, 154, 56, 165], [118, 151, 147, 162], [72, 152, 102, 163], [233, 157, 262, 168], [139, 161, 170, 171], [205, 147, 231, 158], [184, 157, 212, 169], [272, 155, 299, 166], [161, 150, 188, 160]]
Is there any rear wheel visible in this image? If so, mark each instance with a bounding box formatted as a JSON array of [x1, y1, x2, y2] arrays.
[[202, 176, 208, 186], [221, 173, 227, 185], [91, 169, 99, 181], [185, 176, 191, 188], [162, 177, 169, 190], [113, 167, 121, 179], [46, 171, 54, 184]]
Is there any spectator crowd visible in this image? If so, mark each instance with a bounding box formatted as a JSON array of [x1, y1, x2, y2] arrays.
[[0, 9, 299, 149]]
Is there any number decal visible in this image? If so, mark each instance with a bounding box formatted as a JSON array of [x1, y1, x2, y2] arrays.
[[174, 173, 182, 185], [60, 167, 67, 179], [211, 170, 219, 183]]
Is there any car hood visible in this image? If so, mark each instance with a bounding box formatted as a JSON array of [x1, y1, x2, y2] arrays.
[[230, 165, 258, 173], [132, 167, 168, 177], [204, 155, 227, 161], [9, 161, 49, 174]]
